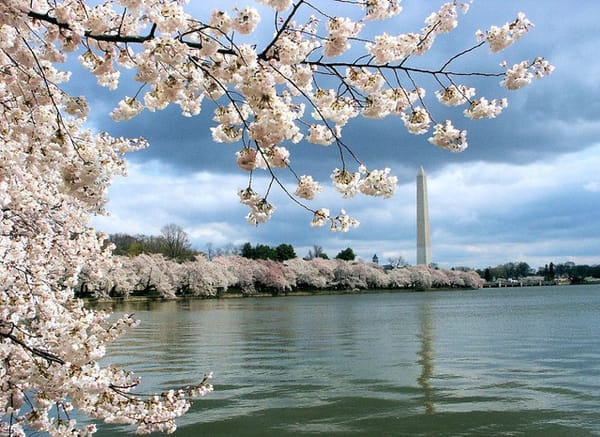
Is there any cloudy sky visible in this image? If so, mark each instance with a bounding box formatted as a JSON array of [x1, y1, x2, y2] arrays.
[[80, 0, 599, 270]]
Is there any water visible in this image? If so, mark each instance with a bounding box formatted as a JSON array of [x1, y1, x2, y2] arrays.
[[93, 285, 600, 436]]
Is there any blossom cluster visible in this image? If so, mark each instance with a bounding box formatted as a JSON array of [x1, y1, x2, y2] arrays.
[[365, 2, 469, 62], [501, 58, 555, 90], [324, 17, 363, 58], [428, 120, 468, 152], [435, 85, 476, 106], [328, 165, 398, 200], [362, 0, 403, 21], [308, 207, 360, 232], [464, 97, 508, 119], [294, 175, 323, 200], [238, 187, 277, 225], [477, 12, 533, 53]]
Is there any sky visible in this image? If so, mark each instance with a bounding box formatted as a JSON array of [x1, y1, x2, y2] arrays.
[[78, 0, 600, 270]]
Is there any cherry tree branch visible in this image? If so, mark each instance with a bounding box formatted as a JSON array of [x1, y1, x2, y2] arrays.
[[305, 59, 504, 78], [259, 0, 306, 60], [27, 10, 158, 43], [0, 323, 66, 365]]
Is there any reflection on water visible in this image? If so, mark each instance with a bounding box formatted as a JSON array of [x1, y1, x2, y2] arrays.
[[417, 302, 435, 415], [92, 286, 600, 436]]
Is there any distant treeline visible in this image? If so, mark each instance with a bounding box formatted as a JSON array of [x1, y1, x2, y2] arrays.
[[477, 261, 600, 283], [108, 226, 358, 262], [109, 225, 199, 261]]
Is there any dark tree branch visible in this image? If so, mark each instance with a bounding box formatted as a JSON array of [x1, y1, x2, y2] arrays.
[[439, 41, 486, 71], [27, 10, 157, 43], [259, 0, 305, 60], [1, 329, 65, 365], [305, 60, 504, 78]]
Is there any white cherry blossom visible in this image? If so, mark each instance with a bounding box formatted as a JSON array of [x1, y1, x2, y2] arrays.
[[477, 12, 533, 53], [362, 0, 403, 21], [330, 209, 360, 232], [331, 168, 361, 198], [110, 97, 144, 121], [464, 97, 508, 119], [358, 167, 398, 198], [428, 120, 468, 152], [233, 7, 261, 35], [324, 17, 363, 58], [307, 124, 338, 145], [435, 85, 476, 106], [401, 107, 431, 135], [311, 208, 330, 228], [365, 32, 420, 64], [256, 0, 293, 12], [236, 147, 267, 171], [295, 175, 323, 200], [501, 58, 554, 90]]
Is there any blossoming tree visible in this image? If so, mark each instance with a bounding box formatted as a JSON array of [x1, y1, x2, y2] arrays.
[[0, 0, 552, 434]]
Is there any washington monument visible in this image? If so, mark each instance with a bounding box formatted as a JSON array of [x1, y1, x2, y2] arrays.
[[416, 166, 431, 266]]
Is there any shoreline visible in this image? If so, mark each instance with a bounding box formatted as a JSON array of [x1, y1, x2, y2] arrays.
[[84, 286, 481, 305], [83, 281, 600, 305]]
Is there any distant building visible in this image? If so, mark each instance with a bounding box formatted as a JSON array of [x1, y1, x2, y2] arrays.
[[416, 166, 431, 266], [372, 254, 379, 264]]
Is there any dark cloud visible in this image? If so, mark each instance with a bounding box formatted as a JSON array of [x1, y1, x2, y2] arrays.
[[65, 0, 592, 183]]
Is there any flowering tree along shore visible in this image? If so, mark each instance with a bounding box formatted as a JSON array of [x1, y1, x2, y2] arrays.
[[79, 253, 485, 298], [0, 0, 552, 435]]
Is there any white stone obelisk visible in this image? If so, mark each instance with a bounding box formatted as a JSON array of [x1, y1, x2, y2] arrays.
[[416, 166, 431, 266]]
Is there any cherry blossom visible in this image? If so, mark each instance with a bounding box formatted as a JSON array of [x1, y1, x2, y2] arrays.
[[254, 259, 296, 294], [365, 32, 420, 64], [236, 147, 266, 171], [284, 258, 328, 288], [295, 175, 323, 200], [428, 120, 468, 152], [256, 0, 294, 13], [176, 255, 230, 296], [401, 107, 432, 135], [233, 7, 261, 35], [80, 254, 485, 296], [362, 0, 403, 22], [477, 12, 533, 53], [0, 0, 548, 434], [347, 68, 385, 94], [324, 17, 363, 58], [307, 123, 339, 145], [358, 166, 398, 198], [245, 198, 277, 225], [464, 97, 508, 119], [435, 85, 476, 107], [329, 209, 360, 232], [501, 58, 555, 90], [110, 97, 144, 121], [331, 168, 361, 198], [311, 208, 331, 228]]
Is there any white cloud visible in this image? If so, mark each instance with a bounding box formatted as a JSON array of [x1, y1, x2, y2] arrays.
[[92, 160, 249, 235], [584, 181, 600, 193], [92, 143, 600, 269], [429, 143, 600, 216]]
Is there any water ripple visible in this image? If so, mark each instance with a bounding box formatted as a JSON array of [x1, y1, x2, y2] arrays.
[[94, 286, 600, 436]]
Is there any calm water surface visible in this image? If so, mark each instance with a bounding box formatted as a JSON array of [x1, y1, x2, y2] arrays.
[[94, 285, 600, 436]]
